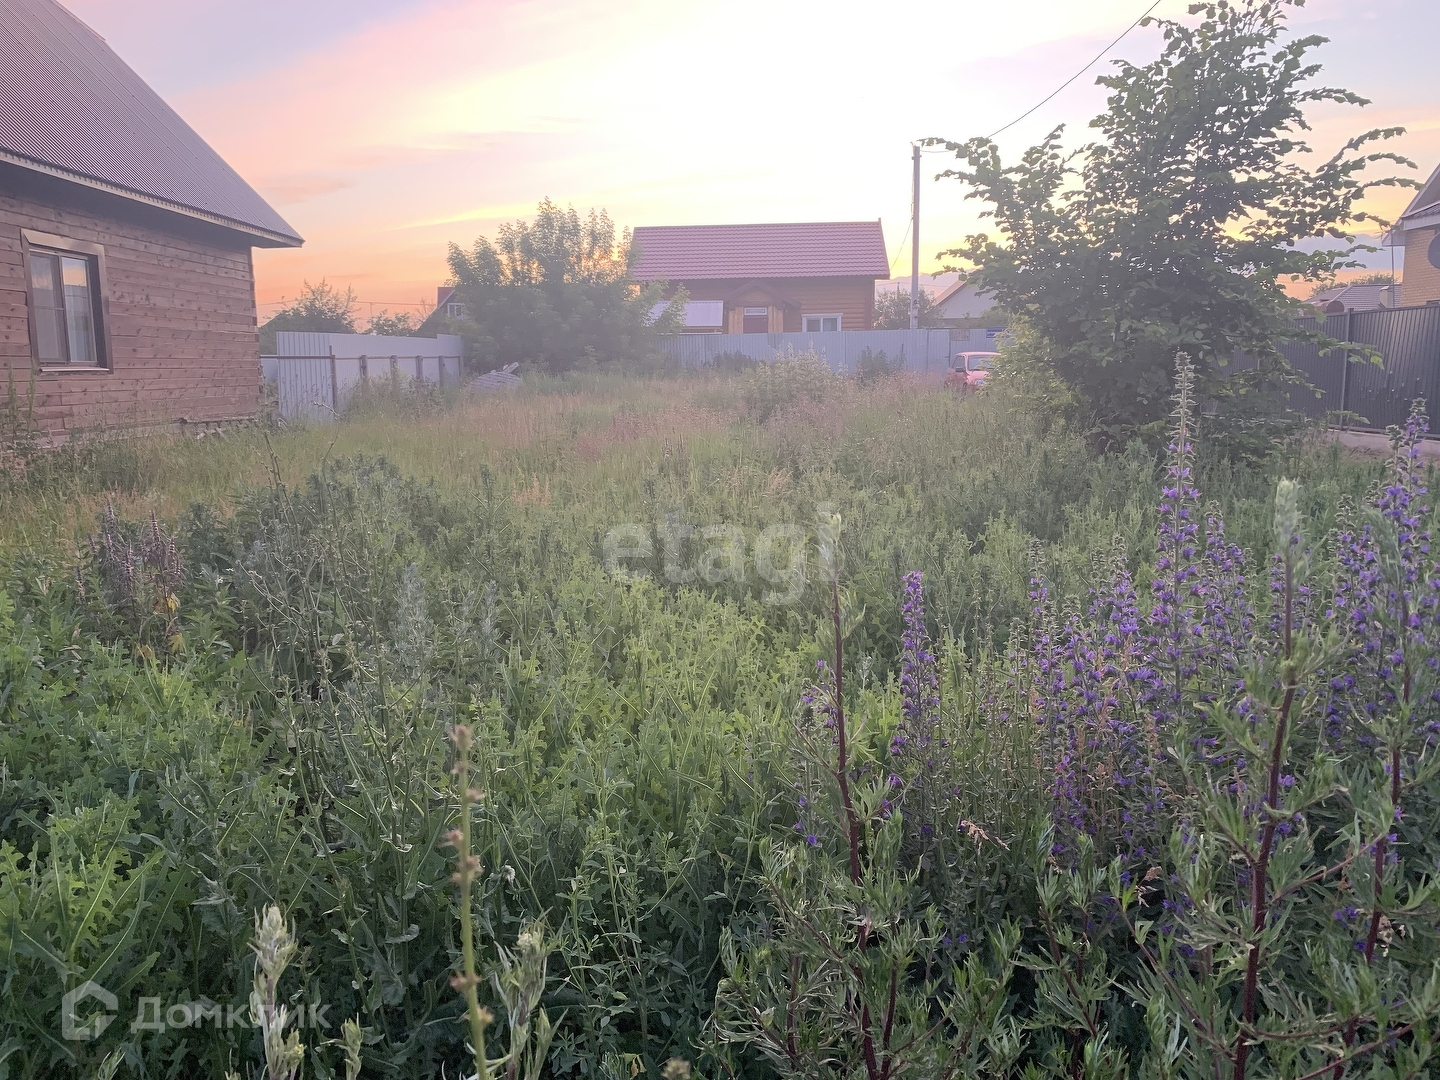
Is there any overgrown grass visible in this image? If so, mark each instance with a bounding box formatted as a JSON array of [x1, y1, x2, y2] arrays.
[[0, 371, 1407, 1079]]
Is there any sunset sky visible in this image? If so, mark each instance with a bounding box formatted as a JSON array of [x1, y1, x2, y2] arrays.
[[63, 0, 1440, 321]]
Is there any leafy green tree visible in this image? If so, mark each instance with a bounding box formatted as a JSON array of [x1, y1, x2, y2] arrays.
[[441, 200, 676, 373], [873, 287, 944, 329], [260, 280, 357, 353], [933, 0, 1414, 444], [365, 310, 417, 336]]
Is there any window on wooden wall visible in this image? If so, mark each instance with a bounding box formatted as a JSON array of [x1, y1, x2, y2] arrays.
[[803, 314, 841, 333], [22, 231, 110, 369]]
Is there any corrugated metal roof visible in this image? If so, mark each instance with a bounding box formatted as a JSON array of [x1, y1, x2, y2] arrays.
[[631, 221, 889, 281], [0, 0, 302, 246]]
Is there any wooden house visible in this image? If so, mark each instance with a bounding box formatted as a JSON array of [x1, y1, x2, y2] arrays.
[[630, 221, 889, 333], [0, 0, 302, 439]]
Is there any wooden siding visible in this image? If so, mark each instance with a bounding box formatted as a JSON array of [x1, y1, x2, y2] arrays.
[[0, 164, 261, 438], [664, 277, 878, 332], [1402, 225, 1440, 307]]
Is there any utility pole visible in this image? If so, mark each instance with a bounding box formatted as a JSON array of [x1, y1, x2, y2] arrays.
[[909, 143, 921, 330]]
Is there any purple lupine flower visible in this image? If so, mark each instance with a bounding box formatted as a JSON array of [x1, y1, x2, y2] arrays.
[[897, 571, 940, 750]]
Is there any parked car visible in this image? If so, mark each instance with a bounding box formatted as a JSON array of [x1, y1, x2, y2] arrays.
[[946, 351, 998, 392]]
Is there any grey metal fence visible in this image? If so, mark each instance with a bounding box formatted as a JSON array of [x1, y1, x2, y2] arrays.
[[272, 353, 465, 422], [1271, 305, 1440, 430], [657, 329, 960, 375]]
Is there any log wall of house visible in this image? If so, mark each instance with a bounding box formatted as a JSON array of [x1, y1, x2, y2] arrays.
[[667, 276, 877, 332], [0, 165, 261, 438]]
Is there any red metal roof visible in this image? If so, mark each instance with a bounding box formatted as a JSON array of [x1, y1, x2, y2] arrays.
[[631, 221, 889, 281], [0, 0, 302, 246]]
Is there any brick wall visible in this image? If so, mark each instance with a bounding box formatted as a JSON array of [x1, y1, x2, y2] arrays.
[[665, 277, 878, 332], [1, 164, 262, 438], [1402, 225, 1440, 307]]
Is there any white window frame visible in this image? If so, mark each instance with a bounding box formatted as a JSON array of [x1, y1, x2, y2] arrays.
[[802, 313, 842, 333]]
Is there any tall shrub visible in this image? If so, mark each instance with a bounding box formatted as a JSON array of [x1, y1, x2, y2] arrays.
[[934, 0, 1415, 445]]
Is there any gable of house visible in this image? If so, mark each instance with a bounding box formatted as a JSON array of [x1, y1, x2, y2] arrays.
[[0, 0, 301, 246], [0, 0, 301, 437], [631, 221, 889, 332], [1398, 160, 1440, 306]]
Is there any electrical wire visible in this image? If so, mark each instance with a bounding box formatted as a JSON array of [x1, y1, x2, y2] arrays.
[[888, 216, 913, 275], [893, 2, 1166, 278], [983, 0, 1165, 141]]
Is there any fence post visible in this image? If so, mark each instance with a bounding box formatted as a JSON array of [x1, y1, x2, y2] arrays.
[[1337, 310, 1355, 424], [328, 349, 337, 412]]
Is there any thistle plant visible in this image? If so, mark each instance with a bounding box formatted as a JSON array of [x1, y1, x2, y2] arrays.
[[249, 905, 304, 1080]]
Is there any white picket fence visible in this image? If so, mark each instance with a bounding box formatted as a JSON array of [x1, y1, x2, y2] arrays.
[[268, 332, 464, 422]]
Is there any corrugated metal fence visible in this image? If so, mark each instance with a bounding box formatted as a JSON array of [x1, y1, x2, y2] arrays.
[[269, 331, 465, 422], [271, 353, 464, 422], [658, 329, 959, 375], [1266, 305, 1440, 430]]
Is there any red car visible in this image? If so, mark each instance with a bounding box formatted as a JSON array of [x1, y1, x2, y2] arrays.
[[945, 351, 998, 392]]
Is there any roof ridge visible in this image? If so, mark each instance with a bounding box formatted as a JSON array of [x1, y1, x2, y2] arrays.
[[634, 220, 883, 229], [0, 0, 301, 245]]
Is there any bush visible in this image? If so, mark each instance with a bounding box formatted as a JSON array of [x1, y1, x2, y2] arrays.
[[737, 350, 839, 423]]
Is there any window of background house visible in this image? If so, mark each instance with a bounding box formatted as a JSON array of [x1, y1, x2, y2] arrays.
[[803, 314, 841, 333], [27, 246, 104, 366]]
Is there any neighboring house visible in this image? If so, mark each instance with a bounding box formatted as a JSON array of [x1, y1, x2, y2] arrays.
[[932, 279, 999, 323], [630, 221, 889, 333], [0, 0, 302, 438], [1396, 160, 1440, 306], [1308, 283, 1404, 314], [431, 286, 469, 321], [647, 300, 725, 333], [875, 271, 961, 300]]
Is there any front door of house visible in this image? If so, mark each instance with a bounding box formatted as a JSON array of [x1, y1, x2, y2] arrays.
[[742, 307, 769, 334]]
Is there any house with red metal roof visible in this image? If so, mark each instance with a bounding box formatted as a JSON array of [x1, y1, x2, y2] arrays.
[[0, 0, 302, 438], [630, 221, 889, 333]]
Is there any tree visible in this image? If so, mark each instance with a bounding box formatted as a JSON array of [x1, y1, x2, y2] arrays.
[[1308, 270, 1396, 297], [932, 0, 1415, 444], [260, 280, 357, 353], [447, 198, 632, 288], [441, 199, 675, 373], [365, 310, 417, 336], [872, 287, 945, 329]]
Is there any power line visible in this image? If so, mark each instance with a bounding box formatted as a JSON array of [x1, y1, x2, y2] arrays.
[[983, 0, 1165, 141], [888, 216, 913, 275], [898, 0, 1165, 274]]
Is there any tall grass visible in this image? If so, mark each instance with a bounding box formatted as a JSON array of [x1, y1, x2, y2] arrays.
[[0, 371, 1400, 1078]]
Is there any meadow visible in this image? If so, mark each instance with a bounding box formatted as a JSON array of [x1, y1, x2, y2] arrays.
[[2, 360, 1438, 1080]]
